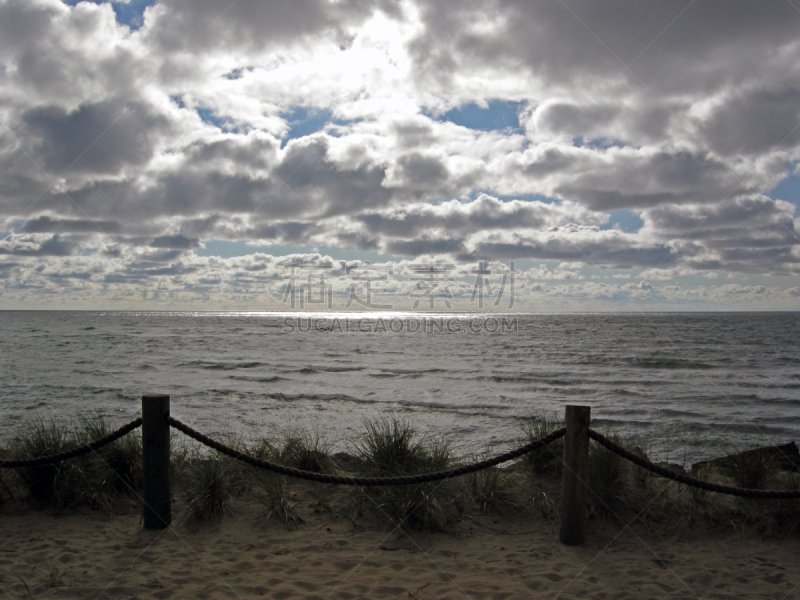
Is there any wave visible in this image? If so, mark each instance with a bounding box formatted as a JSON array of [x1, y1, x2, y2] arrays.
[[227, 375, 286, 383], [378, 367, 448, 374], [264, 392, 377, 404], [180, 360, 269, 370], [626, 357, 715, 369]]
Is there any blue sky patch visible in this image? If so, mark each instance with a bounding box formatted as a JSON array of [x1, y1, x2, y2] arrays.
[[63, 0, 155, 30], [426, 100, 525, 133], [572, 137, 625, 150], [470, 190, 558, 204], [224, 67, 252, 80], [196, 108, 242, 133], [602, 209, 644, 233], [281, 107, 333, 146], [767, 172, 800, 210]]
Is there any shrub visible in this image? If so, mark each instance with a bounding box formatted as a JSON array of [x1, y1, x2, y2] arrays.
[[77, 416, 142, 495]]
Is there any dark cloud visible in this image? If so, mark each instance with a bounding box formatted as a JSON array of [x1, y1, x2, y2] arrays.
[[272, 139, 392, 217], [22, 215, 120, 234], [143, 0, 385, 55], [0, 234, 75, 256], [643, 196, 800, 249], [394, 152, 449, 189], [355, 196, 602, 238], [553, 149, 755, 210], [392, 120, 436, 149], [21, 100, 171, 175], [410, 1, 800, 95], [534, 102, 620, 138], [701, 87, 800, 156], [150, 234, 199, 249], [463, 236, 675, 269], [385, 236, 465, 257]]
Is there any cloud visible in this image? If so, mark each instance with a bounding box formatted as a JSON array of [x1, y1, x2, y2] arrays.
[[0, 0, 798, 308]]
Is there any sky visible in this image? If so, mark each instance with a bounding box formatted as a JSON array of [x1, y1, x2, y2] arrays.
[[1, 0, 799, 311]]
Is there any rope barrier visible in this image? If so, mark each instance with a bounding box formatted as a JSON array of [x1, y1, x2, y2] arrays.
[[0, 418, 143, 469], [167, 416, 566, 486], [4, 411, 797, 500], [588, 429, 800, 499]]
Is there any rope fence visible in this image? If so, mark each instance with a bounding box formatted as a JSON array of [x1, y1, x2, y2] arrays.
[[2, 397, 799, 544], [588, 429, 800, 500], [168, 416, 566, 486]]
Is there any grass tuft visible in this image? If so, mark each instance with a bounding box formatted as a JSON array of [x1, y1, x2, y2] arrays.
[[8, 415, 142, 512], [178, 451, 234, 528], [586, 432, 628, 517], [278, 431, 335, 473], [518, 412, 564, 475], [720, 441, 779, 491], [462, 463, 522, 516], [258, 472, 303, 529], [353, 417, 461, 532]]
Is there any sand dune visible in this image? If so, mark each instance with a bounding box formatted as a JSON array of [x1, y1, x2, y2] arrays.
[[1, 499, 798, 600]]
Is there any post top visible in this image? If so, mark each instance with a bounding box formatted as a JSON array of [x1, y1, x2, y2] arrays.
[[142, 394, 171, 400]]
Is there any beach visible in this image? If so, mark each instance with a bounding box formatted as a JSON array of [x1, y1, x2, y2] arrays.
[[2, 492, 799, 600]]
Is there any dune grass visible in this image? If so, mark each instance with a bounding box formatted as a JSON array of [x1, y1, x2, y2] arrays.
[[518, 412, 565, 475], [177, 451, 234, 528], [278, 430, 335, 474], [2, 413, 798, 537], [461, 463, 523, 516], [352, 417, 463, 532], [4, 415, 141, 512]]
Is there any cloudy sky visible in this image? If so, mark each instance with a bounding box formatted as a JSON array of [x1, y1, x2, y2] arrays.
[[1, 0, 799, 311]]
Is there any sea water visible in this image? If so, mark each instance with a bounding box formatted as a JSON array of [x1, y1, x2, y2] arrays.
[[1, 311, 798, 463]]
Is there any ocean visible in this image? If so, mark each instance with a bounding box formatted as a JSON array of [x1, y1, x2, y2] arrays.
[[1, 310, 798, 464]]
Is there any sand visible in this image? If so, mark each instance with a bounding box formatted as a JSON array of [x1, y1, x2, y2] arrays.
[[1, 497, 799, 600]]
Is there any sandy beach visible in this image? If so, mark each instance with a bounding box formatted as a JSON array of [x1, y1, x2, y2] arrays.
[[2, 493, 799, 600]]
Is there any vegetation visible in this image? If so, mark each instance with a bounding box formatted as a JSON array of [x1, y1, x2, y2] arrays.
[[352, 417, 462, 532], [586, 432, 629, 517], [3, 415, 141, 511], [278, 430, 335, 474], [2, 413, 798, 538], [461, 463, 522, 516], [177, 451, 234, 528], [518, 412, 564, 475]]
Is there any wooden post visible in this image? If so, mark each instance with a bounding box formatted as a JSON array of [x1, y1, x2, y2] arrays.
[[559, 404, 590, 546], [142, 394, 171, 529]]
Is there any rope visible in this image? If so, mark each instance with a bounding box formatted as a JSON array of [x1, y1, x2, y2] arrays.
[[588, 429, 800, 499], [0, 418, 143, 469], [168, 416, 566, 486]]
